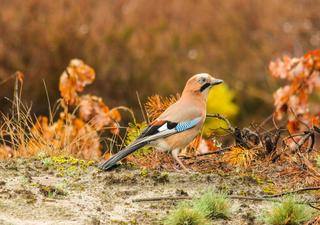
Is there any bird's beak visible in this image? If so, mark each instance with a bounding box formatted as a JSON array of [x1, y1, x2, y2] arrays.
[[211, 79, 223, 86]]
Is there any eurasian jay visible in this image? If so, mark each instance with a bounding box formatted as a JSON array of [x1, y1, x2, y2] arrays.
[[100, 73, 223, 171]]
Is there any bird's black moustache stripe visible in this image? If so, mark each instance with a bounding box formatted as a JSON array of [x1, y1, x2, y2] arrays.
[[200, 83, 211, 92]]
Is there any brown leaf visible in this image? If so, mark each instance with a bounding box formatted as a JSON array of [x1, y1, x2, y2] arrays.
[[59, 70, 78, 105], [59, 59, 95, 105]]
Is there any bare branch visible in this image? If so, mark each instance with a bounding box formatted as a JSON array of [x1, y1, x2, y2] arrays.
[[263, 186, 320, 198], [132, 194, 320, 205], [206, 113, 233, 131]]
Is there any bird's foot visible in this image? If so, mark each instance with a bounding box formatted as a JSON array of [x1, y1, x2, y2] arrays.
[[172, 149, 192, 173]]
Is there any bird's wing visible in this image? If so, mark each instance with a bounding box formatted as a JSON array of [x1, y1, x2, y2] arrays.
[[132, 117, 202, 145]]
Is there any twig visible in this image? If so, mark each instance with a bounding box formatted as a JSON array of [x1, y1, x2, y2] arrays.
[[307, 132, 315, 152], [285, 131, 301, 146], [206, 114, 233, 131], [229, 195, 282, 202], [272, 113, 280, 130], [314, 126, 320, 133], [292, 133, 312, 152], [286, 107, 316, 152], [263, 186, 320, 198], [289, 107, 310, 130], [256, 114, 273, 132], [136, 91, 148, 124], [308, 203, 320, 211]]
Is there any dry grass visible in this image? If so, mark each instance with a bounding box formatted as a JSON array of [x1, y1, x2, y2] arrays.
[[0, 60, 131, 161]]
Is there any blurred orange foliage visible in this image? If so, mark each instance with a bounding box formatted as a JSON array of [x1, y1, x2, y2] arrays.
[[269, 49, 320, 132], [1, 0, 320, 123]]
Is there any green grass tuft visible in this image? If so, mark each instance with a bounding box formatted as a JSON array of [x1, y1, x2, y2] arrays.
[[193, 190, 231, 219], [262, 196, 314, 225], [164, 203, 209, 225]]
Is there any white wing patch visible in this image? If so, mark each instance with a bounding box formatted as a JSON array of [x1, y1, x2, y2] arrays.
[[158, 123, 168, 132]]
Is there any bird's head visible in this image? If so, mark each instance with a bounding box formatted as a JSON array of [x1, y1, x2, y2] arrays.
[[182, 73, 223, 98]]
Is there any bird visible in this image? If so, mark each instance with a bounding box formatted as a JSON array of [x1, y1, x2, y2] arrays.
[[99, 73, 223, 171]]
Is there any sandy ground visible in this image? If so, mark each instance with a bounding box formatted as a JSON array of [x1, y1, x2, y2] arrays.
[[0, 157, 314, 225]]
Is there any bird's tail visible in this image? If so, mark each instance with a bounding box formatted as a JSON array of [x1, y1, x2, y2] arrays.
[[99, 142, 147, 170]]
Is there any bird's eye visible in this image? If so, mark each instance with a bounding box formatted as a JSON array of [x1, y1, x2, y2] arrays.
[[199, 77, 206, 83]]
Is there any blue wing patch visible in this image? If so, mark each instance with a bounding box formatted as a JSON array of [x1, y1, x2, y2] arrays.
[[175, 117, 202, 132]]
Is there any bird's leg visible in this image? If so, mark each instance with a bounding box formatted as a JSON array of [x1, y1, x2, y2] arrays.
[[171, 149, 190, 172]]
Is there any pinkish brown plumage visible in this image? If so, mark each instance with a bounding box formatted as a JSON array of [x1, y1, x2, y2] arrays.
[[100, 73, 223, 171]]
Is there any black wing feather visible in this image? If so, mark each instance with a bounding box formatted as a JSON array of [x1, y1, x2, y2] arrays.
[[138, 121, 178, 140]]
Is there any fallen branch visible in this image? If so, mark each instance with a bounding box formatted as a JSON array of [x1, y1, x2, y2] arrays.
[[262, 186, 320, 198], [132, 196, 191, 202], [308, 203, 320, 211], [132, 194, 320, 205]]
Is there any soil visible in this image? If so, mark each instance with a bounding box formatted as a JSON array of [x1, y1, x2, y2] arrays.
[[0, 157, 316, 225]]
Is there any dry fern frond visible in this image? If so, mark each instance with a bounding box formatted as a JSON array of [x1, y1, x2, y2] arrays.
[[222, 146, 256, 168], [145, 94, 179, 121]]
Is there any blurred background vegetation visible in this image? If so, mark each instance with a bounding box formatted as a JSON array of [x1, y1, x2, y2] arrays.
[[0, 0, 319, 125]]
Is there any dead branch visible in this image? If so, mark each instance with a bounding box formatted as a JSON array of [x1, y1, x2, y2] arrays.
[[314, 126, 320, 133], [132, 196, 191, 202], [307, 132, 315, 152], [292, 133, 312, 152], [263, 186, 320, 198], [256, 114, 273, 132], [308, 203, 320, 211], [132, 194, 320, 205], [263, 129, 281, 154]]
